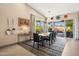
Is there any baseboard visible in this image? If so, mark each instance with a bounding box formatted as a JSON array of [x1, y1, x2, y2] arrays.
[[0, 43, 18, 48], [0, 39, 31, 48]]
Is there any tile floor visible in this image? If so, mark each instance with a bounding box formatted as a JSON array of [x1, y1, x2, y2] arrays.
[[0, 44, 35, 56]]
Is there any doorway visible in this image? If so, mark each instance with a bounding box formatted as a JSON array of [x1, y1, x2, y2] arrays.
[[65, 20, 73, 38]]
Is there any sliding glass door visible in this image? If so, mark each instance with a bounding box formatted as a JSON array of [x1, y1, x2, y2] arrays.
[[35, 18, 46, 33], [65, 20, 73, 38]]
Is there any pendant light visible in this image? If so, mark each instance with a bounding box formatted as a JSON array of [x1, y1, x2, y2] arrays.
[[56, 16, 60, 20], [51, 17, 53, 20], [64, 15, 68, 18]]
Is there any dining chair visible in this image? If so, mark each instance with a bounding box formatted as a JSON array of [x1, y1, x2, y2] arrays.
[[42, 33, 52, 45], [54, 31, 56, 41], [51, 31, 54, 44], [51, 31, 56, 40], [33, 33, 44, 48]]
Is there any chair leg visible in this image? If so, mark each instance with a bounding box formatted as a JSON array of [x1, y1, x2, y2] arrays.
[[37, 42, 39, 48], [42, 41, 44, 46], [33, 42, 35, 48], [54, 38, 56, 42], [54, 39, 55, 42], [49, 40, 51, 45], [51, 40, 53, 44]]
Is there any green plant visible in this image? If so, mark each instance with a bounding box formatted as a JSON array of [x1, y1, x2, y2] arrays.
[[66, 20, 73, 32], [35, 26, 42, 33], [66, 20, 73, 29]]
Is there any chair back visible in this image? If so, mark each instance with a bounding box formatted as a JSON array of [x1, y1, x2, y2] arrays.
[[51, 31, 54, 39], [49, 33, 53, 40], [33, 33, 39, 42], [54, 31, 56, 38]]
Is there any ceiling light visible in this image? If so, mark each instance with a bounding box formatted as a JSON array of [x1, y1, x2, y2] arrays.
[[48, 11, 51, 13]]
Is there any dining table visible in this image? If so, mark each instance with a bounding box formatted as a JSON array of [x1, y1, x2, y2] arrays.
[[38, 32, 51, 46], [38, 32, 50, 41], [39, 32, 50, 37]]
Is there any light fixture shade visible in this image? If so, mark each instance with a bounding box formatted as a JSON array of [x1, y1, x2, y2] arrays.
[[56, 16, 60, 20], [64, 15, 68, 18], [61, 20, 64, 22], [51, 17, 53, 20]]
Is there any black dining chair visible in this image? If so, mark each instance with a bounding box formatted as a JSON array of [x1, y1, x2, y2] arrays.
[[54, 31, 56, 41], [50, 31, 54, 44], [51, 31, 56, 41], [33, 33, 44, 48], [42, 33, 52, 45]]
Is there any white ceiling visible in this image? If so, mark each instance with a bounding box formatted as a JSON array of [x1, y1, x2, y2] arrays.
[[28, 3, 79, 17]]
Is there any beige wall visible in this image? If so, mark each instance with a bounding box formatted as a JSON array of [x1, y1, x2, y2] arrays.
[[0, 3, 45, 47]]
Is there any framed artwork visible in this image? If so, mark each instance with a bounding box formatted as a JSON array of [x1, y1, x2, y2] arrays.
[[18, 17, 29, 26], [18, 17, 30, 34]]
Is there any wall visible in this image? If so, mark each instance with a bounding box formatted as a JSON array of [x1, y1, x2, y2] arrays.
[[0, 3, 45, 47], [77, 14, 79, 39]]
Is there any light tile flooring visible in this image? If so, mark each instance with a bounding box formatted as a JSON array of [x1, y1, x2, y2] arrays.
[[62, 39, 79, 56], [0, 44, 35, 56]]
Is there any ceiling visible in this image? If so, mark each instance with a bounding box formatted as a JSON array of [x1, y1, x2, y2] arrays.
[[28, 3, 79, 17]]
